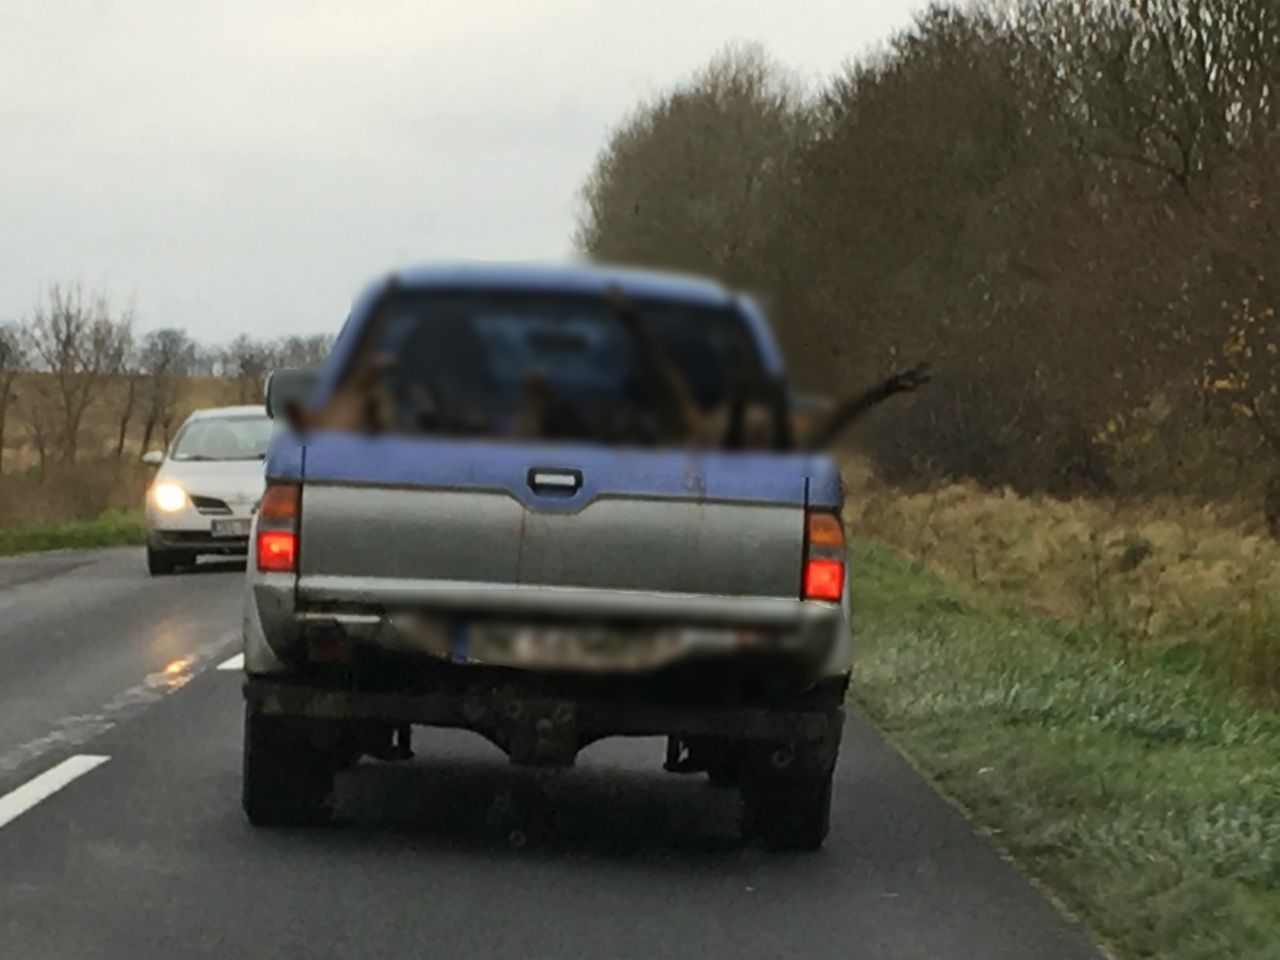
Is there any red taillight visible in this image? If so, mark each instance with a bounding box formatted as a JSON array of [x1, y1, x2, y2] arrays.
[[802, 509, 846, 602], [256, 530, 297, 572], [256, 481, 300, 572], [803, 558, 845, 602]]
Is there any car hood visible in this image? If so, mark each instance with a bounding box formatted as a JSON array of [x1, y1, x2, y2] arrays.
[[156, 460, 268, 506]]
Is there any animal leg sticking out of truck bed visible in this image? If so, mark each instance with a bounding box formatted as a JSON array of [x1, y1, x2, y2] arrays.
[[605, 284, 784, 449], [603, 284, 702, 445], [280, 286, 931, 451], [605, 283, 930, 451], [280, 352, 398, 437], [718, 325, 792, 451], [509, 370, 582, 441], [800, 363, 932, 451]]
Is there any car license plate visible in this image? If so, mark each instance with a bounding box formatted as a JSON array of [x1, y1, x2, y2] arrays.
[[463, 623, 734, 671], [467, 624, 655, 669], [391, 616, 771, 671], [211, 518, 250, 538]]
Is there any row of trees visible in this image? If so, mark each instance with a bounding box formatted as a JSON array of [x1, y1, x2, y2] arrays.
[[577, 0, 1280, 502], [0, 282, 333, 472]]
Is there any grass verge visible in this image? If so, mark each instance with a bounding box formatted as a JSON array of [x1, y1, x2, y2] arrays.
[[0, 509, 146, 556], [852, 539, 1280, 960]]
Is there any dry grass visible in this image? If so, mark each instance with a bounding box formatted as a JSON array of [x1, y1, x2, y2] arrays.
[[0, 459, 153, 525], [0, 374, 244, 526], [844, 459, 1280, 702], [2, 373, 243, 471]]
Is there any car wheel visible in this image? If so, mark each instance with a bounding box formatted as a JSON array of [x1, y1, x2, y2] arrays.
[[242, 705, 339, 827], [146, 546, 179, 576], [741, 772, 834, 851]]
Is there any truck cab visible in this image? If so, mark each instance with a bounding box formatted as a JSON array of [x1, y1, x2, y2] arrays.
[[241, 262, 850, 849]]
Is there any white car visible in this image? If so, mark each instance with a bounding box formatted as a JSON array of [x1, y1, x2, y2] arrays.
[[142, 405, 273, 575]]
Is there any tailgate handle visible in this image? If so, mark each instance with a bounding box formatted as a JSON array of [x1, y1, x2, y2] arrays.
[[527, 468, 582, 495]]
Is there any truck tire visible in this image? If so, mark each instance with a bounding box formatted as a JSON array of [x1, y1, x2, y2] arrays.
[[242, 705, 338, 827], [741, 773, 834, 851]]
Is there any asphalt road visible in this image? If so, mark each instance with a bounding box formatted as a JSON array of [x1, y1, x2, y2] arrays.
[[0, 548, 1106, 960]]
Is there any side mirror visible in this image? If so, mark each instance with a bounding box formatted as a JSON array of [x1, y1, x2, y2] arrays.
[[141, 450, 165, 466], [264, 367, 319, 420]]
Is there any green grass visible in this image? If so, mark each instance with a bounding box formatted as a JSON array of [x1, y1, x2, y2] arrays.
[[0, 509, 146, 556], [852, 540, 1280, 960]]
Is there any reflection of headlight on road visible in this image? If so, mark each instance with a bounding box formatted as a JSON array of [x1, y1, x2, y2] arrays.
[[152, 482, 188, 512]]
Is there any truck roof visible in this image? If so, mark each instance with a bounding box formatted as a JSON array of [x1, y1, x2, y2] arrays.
[[369, 260, 736, 308], [314, 261, 787, 402]]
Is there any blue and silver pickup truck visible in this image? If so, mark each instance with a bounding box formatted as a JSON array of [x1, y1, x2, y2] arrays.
[[242, 262, 851, 850]]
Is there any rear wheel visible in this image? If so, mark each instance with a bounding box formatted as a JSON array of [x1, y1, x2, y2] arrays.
[[242, 705, 340, 827], [741, 772, 834, 851]]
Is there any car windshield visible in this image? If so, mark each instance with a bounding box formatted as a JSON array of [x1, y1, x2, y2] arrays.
[[170, 415, 274, 461], [359, 291, 765, 444]]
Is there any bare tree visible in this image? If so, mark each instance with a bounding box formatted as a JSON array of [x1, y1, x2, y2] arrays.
[[0, 322, 28, 473], [113, 339, 139, 458], [24, 283, 133, 463], [18, 385, 55, 477], [224, 335, 276, 404], [275, 334, 335, 368], [189, 343, 219, 377], [138, 328, 196, 453]]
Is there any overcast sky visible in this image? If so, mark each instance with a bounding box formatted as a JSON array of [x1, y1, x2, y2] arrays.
[[1, 0, 919, 341]]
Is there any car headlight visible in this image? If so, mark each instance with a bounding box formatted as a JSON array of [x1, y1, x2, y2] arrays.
[[152, 482, 188, 512]]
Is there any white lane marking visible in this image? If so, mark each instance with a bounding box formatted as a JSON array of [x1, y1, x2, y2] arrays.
[[0, 755, 110, 830], [217, 653, 244, 671], [0, 629, 238, 777]]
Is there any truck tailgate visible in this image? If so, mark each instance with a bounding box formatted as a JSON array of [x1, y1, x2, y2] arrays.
[[296, 433, 835, 604]]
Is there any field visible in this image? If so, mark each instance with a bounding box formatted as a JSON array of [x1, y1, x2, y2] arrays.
[[845, 460, 1280, 703], [0, 374, 245, 525]]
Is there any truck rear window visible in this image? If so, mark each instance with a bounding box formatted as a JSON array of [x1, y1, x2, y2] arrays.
[[351, 291, 766, 444]]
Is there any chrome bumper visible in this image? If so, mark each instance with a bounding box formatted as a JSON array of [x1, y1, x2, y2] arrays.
[[246, 575, 851, 679]]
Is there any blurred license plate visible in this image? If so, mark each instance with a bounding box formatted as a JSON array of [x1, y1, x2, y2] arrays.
[[469, 626, 664, 669], [211, 519, 250, 538], [463, 623, 743, 671]]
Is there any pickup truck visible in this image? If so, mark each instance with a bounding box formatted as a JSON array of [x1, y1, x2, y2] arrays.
[[242, 262, 850, 850]]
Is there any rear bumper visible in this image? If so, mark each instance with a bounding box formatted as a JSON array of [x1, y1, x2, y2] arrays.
[[249, 576, 849, 680], [150, 530, 249, 554], [297, 575, 837, 628]]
